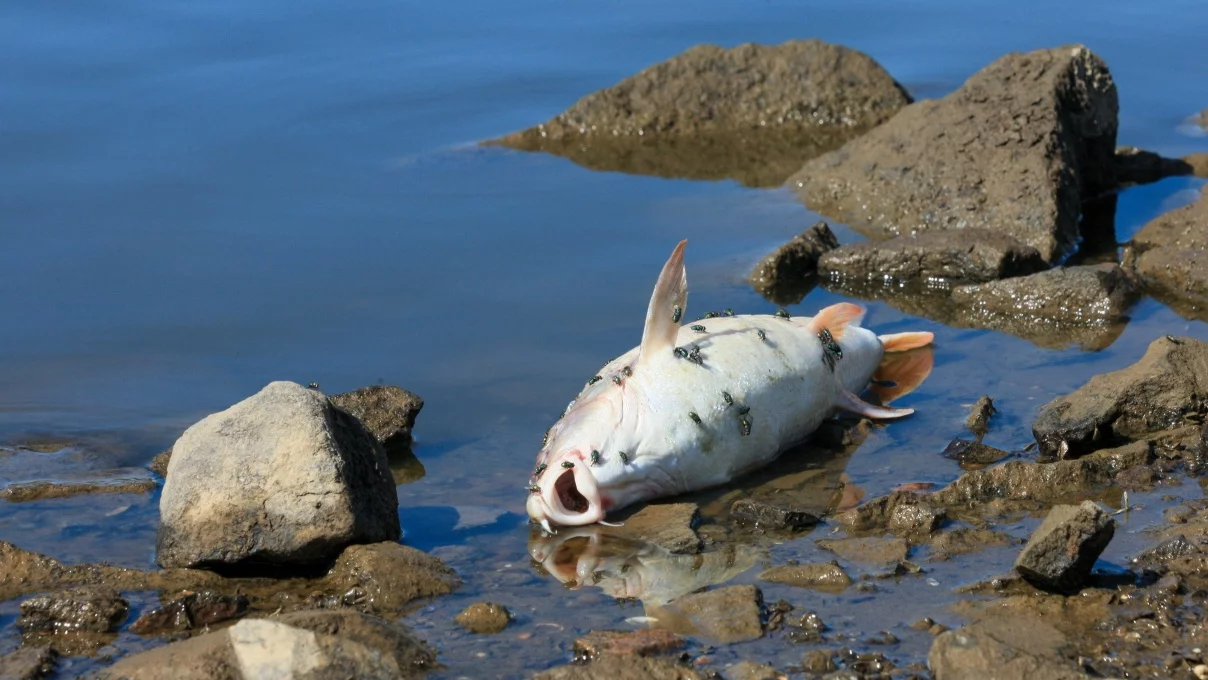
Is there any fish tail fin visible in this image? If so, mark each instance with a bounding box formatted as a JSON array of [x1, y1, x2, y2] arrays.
[[806, 302, 865, 341], [878, 331, 934, 352], [869, 347, 934, 404], [637, 240, 688, 367]]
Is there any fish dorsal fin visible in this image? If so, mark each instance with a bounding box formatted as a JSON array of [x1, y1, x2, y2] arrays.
[[806, 302, 865, 341], [637, 240, 688, 367]]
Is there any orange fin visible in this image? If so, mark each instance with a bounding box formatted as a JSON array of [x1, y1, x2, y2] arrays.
[[637, 240, 688, 368], [806, 302, 865, 341], [869, 348, 934, 405], [878, 331, 934, 352], [838, 389, 914, 419]]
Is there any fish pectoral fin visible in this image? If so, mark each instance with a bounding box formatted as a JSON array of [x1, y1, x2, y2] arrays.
[[878, 331, 935, 352], [806, 302, 865, 341], [837, 389, 914, 419], [637, 240, 688, 367], [870, 348, 934, 404]]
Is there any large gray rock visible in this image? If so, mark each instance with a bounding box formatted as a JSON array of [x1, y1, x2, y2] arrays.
[[791, 45, 1118, 263], [929, 617, 1085, 680], [157, 381, 400, 569], [818, 230, 1047, 284], [1126, 185, 1208, 320], [492, 40, 910, 187], [1015, 501, 1116, 594]]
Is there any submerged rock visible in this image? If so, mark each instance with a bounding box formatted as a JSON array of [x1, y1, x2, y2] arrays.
[[941, 438, 1011, 468], [748, 222, 839, 304], [573, 630, 685, 661], [950, 263, 1138, 325], [157, 381, 400, 569], [492, 40, 910, 187], [0, 647, 56, 680], [730, 498, 820, 532], [453, 602, 511, 634], [648, 584, 764, 643], [1126, 185, 1208, 320], [18, 587, 128, 634], [2, 477, 157, 502], [148, 449, 172, 477], [725, 661, 785, 680], [965, 396, 997, 438], [791, 45, 1118, 262], [534, 654, 703, 680], [329, 385, 424, 452], [1015, 501, 1116, 594], [928, 617, 1084, 680], [758, 562, 852, 591], [818, 230, 1047, 284], [1114, 146, 1193, 187], [816, 536, 909, 564], [929, 527, 1017, 557]]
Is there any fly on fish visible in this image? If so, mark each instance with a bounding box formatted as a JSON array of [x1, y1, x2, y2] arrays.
[[526, 240, 935, 533]]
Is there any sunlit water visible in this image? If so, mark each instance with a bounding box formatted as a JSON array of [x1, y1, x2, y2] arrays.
[[2, 0, 1207, 676]]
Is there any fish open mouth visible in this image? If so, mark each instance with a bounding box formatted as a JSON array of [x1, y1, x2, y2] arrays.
[[531, 458, 605, 528], [555, 470, 590, 513]]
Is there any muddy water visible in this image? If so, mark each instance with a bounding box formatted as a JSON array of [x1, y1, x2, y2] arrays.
[[3, 0, 1208, 677]]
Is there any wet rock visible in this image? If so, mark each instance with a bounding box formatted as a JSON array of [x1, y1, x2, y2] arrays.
[[888, 501, 946, 537], [273, 609, 437, 677], [941, 438, 1010, 468], [730, 498, 820, 532], [573, 630, 685, 661], [493, 40, 910, 188], [811, 417, 872, 449], [1015, 501, 1116, 594], [323, 541, 461, 617], [966, 396, 997, 438], [651, 584, 764, 643], [953, 572, 1035, 596], [130, 591, 250, 635], [791, 45, 1118, 263], [749, 222, 838, 304], [1114, 464, 1158, 491], [835, 491, 923, 532], [534, 654, 703, 680], [818, 230, 1047, 285], [610, 503, 701, 554], [1126, 185, 1208, 319], [815, 536, 909, 565], [930, 456, 1119, 507], [148, 449, 172, 477], [453, 602, 511, 634], [1185, 152, 1208, 178], [801, 649, 836, 674], [329, 385, 423, 452], [229, 618, 398, 679], [1032, 336, 1208, 458], [725, 661, 784, 680], [18, 587, 128, 634], [1114, 146, 1193, 187], [759, 562, 852, 591], [0, 647, 56, 680], [929, 527, 1017, 557], [928, 617, 1084, 680], [1088, 440, 1154, 474], [156, 380, 400, 569], [2, 477, 157, 502], [950, 263, 1138, 325], [1131, 535, 1198, 566], [95, 625, 238, 680]]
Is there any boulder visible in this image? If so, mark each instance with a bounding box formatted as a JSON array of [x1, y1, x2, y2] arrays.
[[818, 230, 1047, 284], [1014, 501, 1116, 594], [929, 617, 1085, 680], [791, 45, 1118, 262], [748, 222, 838, 304], [157, 381, 400, 569], [949, 263, 1137, 325], [1126, 185, 1208, 320]]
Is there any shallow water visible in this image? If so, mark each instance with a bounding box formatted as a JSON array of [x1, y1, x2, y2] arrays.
[[3, 0, 1208, 676]]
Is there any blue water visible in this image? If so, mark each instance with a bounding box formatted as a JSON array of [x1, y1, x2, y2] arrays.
[[2, 0, 1208, 676]]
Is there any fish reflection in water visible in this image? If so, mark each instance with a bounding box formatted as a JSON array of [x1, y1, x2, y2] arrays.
[[529, 527, 760, 607]]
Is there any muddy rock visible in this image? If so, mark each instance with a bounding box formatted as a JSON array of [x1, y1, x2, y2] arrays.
[[649, 584, 764, 643], [493, 40, 910, 188], [1113, 464, 1158, 491], [156, 381, 400, 569], [730, 498, 820, 532], [928, 616, 1084, 680], [0, 647, 56, 680], [1114, 146, 1193, 187], [791, 45, 1117, 262], [749, 222, 839, 304], [966, 396, 997, 438], [759, 562, 852, 591], [609, 503, 701, 554], [835, 491, 940, 534], [329, 385, 423, 451], [323, 541, 461, 617], [931, 453, 1129, 508], [148, 449, 172, 477], [941, 438, 1010, 468], [1032, 336, 1208, 457], [950, 263, 1137, 325], [130, 591, 250, 635], [888, 501, 946, 537], [816, 536, 909, 565], [573, 629, 685, 661], [725, 661, 784, 680], [1015, 501, 1116, 594], [801, 649, 836, 674], [1126, 185, 1208, 319], [534, 654, 703, 680], [929, 527, 1017, 557], [2, 477, 157, 502], [453, 602, 511, 634], [1131, 535, 1198, 567], [18, 587, 128, 634], [818, 230, 1047, 285]]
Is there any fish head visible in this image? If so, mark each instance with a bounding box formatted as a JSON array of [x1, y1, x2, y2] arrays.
[[527, 392, 622, 531]]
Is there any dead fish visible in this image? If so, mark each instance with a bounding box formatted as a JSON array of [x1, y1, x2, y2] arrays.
[[527, 240, 934, 531]]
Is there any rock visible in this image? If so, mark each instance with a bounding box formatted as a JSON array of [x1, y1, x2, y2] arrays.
[[492, 40, 910, 188], [272, 609, 437, 677], [928, 617, 1085, 680], [573, 630, 685, 661], [950, 263, 1138, 325], [453, 602, 511, 634], [818, 231, 1047, 285], [323, 542, 461, 617], [966, 396, 997, 438], [1015, 501, 1116, 594], [730, 498, 820, 532], [228, 618, 398, 679], [609, 503, 701, 554], [749, 222, 839, 304], [929, 527, 1017, 556], [815, 536, 909, 564], [130, 591, 249, 635], [533, 654, 703, 680], [2, 477, 157, 502], [888, 501, 946, 537], [1032, 336, 1208, 457], [1113, 464, 1158, 491], [1114, 146, 1193, 187], [1185, 153, 1208, 178], [792, 45, 1117, 262], [1131, 535, 1198, 566], [329, 385, 423, 452], [650, 584, 764, 643], [156, 381, 400, 569], [1126, 185, 1208, 319], [148, 449, 172, 477], [17, 587, 128, 634], [1087, 440, 1154, 474], [801, 649, 836, 674], [95, 625, 239, 680], [759, 562, 852, 591], [835, 491, 929, 532], [941, 438, 1011, 468], [0, 647, 56, 680], [725, 661, 784, 680]]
